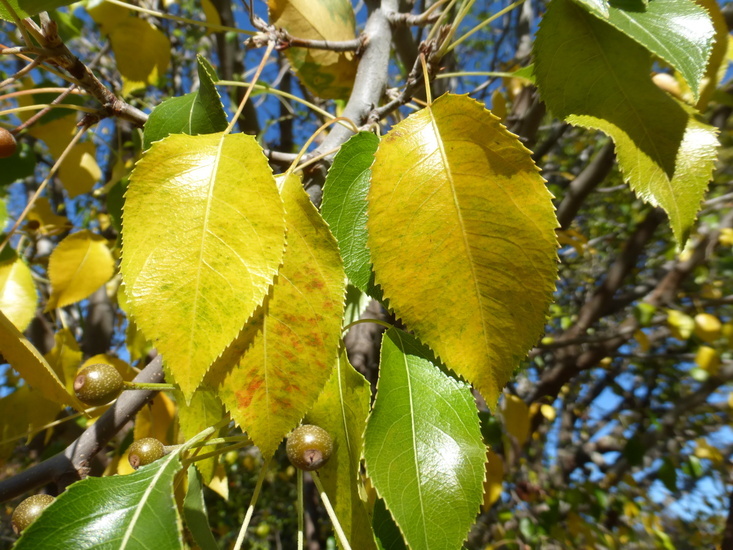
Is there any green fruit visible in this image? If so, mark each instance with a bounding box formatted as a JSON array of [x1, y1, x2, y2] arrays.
[[0, 128, 17, 159], [128, 437, 165, 469], [286, 425, 333, 471], [11, 494, 55, 534], [74, 363, 124, 406]]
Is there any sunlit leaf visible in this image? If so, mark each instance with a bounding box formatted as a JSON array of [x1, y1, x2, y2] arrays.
[[268, 0, 357, 99], [694, 0, 729, 110], [571, 0, 609, 18], [143, 55, 228, 150], [207, 172, 345, 457], [27, 197, 71, 236], [15, 446, 187, 549], [307, 348, 376, 550], [534, 0, 718, 245], [482, 450, 504, 511], [46, 230, 115, 311], [176, 390, 225, 481], [121, 132, 286, 400], [110, 18, 171, 96], [368, 93, 558, 407], [0, 252, 37, 331], [87, 0, 130, 34], [134, 392, 177, 445], [44, 328, 82, 394], [0, 309, 84, 409], [364, 328, 486, 550], [0, 385, 61, 465], [322, 131, 380, 294]]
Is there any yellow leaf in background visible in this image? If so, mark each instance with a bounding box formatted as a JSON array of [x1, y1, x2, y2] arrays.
[[694, 312, 722, 343], [0, 254, 37, 331], [502, 395, 530, 445], [110, 18, 171, 96], [87, 0, 130, 34], [201, 0, 221, 33], [368, 94, 558, 407], [27, 197, 71, 236], [29, 116, 101, 197], [0, 309, 85, 409], [482, 450, 504, 511], [134, 392, 176, 445], [269, 0, 357, 99], [694, 0, 729, 111], [0, 385, 60, 465], [121, 133, 286, 400], [719, 228, 733, 246], [208, 173, 345, 457], [634, 330, 650, 353], [491, 90, 507, 121], [540, 404, 556, 422], [206, 463, 229, 500], [667, 309, 695, 340], [46, 230, 114, 311], [695, 345, 720, 375], [694, 438, 723, 464], [44, 329, 82, 394]]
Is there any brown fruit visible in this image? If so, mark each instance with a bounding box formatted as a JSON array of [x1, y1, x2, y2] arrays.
[[0, 128, 17, 158], [128, 437, 165, 469], [11, 494, 55, 534], [286, 424, 333, 471], [73, 363, 124, 406]]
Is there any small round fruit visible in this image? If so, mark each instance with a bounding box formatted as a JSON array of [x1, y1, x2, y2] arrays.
[[128, 437, 165, 469], [0, 128, 17, 159], [286, 424, 333, 471], [74, 363, 124, 406], [11, 494, 55, 534]]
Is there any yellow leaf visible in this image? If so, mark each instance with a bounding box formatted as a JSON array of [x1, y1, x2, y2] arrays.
[[134, 392, 176, 445], [121, 133, 286, 400], [87, 0, 130, 34], [176, 389, 225, 482], [27, 197, 71, 236], [695, 345, 720, 375], [694, 438, 723, 464], [0, 385, 60, 465], [482, 450, 504, 512], [208, 173, 345, 457], [719, 228, 733, 246], [110, 18, 171, 96], [269, 0, 357, 99], [694, 0, 730, 111], [0, 254, 37, 331], [29, 116, 101, 197], [44, 329, 82, 394], [206, 463, 229, 500], [368, 94, 558, 407], [694, 313, 722, 343], [491, 90, 507, 121], [540, 404, 556, 422], [634, 330, 650, 353], [0, 309, 85, 409], [502, 394, 530, 446], [667, 309, 694, 340], [46, 230, 115, 311], [201, 0, 221, 33]]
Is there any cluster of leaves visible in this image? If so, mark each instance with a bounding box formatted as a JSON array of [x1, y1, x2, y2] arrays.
[[0, 0, 732, 548]]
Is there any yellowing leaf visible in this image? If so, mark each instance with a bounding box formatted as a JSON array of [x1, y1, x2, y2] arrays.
[[368, 94, 558, 407], [87, 0, 130, 34], [201, 0, 221, 33], [0, 254, 37, 331], [46, 230, 114, 311], [0, 385, 60, 465], [134, 392, 176, 445], [208, 173, 345, 457], [502, 394, 530, 446], [482, 450, 504, 512], [206, 463, 229, 500], [694, 0, 729, 111], [694, 313, 722, 343], [27, 197, 71, 236], [695, 345, 719, 375], [694, 438, 723, 464], [176, 390, 225, 482], [667, 309, 695, 340], [540, 403, 556, 422], [269, 0, 357, 99], [29, 117, 101, 198], [634, 330, 650, 353], [110, 18, 171, 96], [44, 329, 82, 394], [0, 309, 85, 409], [122, 133, 286, 400]]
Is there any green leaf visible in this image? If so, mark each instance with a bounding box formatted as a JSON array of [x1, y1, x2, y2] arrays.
[[322, 131, 379, 294], [534, 0, 718, 246], [658, 457, 677, 492], [364, 328, 486, 550], [15, 448, 186, 549], [175, 390, 225, 482], [0, 0, 70, 22], [183, 465, 218, 550], [121, 132, 286, 400], [143, 55, 228, 150], [572, 0, 609, 18], [307, 348, 376, 550], [368, 93, 558, 407], [0, 309, 85, 410], [373, 498, 407, 550], [207, 173, 345, 457], [591, 0, 715, 98]]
